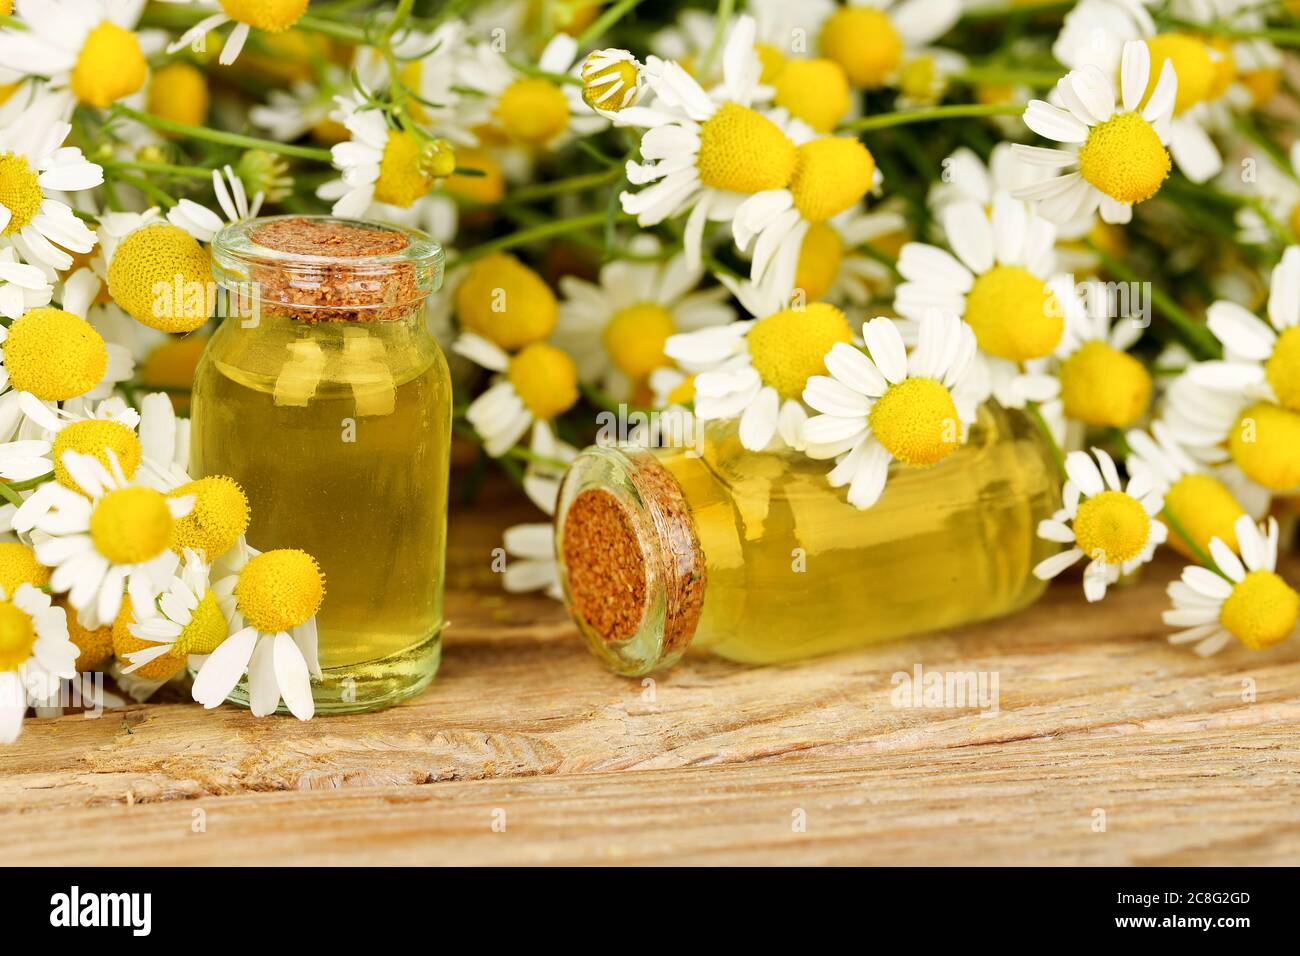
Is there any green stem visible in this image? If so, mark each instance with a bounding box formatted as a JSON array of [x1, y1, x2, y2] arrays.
[[447, 212, 608, 268], [839, 103, 1024, 133], [1083, 239, 1221, 360], [1026, 401, 1066, 480], [0, 470, 54, 507], [697, 0, 736, 79], [576, 0, 647, 47], [112, 105, 334, 162], [102, 159, 215, 180], [951, 67, 1061, 89], [498, 166, 623, 204], [1166, 18, 1300, 46]]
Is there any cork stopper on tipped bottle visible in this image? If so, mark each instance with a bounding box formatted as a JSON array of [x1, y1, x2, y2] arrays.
[[556, 449, 706, 675]]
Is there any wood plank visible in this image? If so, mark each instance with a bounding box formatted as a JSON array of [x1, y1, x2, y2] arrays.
[[3, 483, 1299, 865]]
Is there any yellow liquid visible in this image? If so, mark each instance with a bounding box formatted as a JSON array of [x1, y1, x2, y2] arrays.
[[190, 312, 452, 711], [652, 404, 1061, 664]]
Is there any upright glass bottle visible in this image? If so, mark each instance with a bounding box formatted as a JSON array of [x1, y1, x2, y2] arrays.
[[193, 216, 451, 712], [555, 405, 1062, 676]]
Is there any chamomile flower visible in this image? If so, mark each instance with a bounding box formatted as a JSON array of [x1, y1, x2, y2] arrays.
[[16, 393, 141, 493], [817, 0, 961, 91], [731, 114, 881, 299], [27, 451, 191, 629], [801, 311, 979, 509], [457, 33, 608, 150], [317, 94, 442, 218], [501, 523, 562, 599], [1053, 280, 1151, 428], [0, 95, 102, 272], [1164, 515, 1297, 656], [250, 70, 348, 143], [1014, 41, 1176, 225], [165, 0, 310, 67], [0, 0, 149, 109], [118, 548, 228, 675], [553, 236, 734, 402], [1228, 142, 1300, 246], [664, 277, 853, 452], [1125, 420, 1255, 559], [166, 166, 264, 242], [1188, 246, 1300, 417], [1033, 447, 1167, 602], [102, 218, 214, 334], [1134, 32, 1231, 184], [0, 583, 76, 744], [616, 15, 786, 267], [193, 543, 324, 720], [580, 48, 645, 113], [895, 192, 1067, 405], [455, 252, 557, 350], [454, 334, 580, 457]]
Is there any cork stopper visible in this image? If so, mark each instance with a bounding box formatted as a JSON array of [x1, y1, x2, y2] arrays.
[[556, 448, 706, 675], [211, 215, 444, 324]]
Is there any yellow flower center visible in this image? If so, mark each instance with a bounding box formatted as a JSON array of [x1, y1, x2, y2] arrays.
[[1240, 68, 1281, 107], [795, 222, 845, 301], [819, 7, 902, 89], [495, 78, 570, 145], [773, 59, 851, 133], [171, 589, 230, 656], [1265, 326, 1300, 413], [603, 303, 675, 381], [70, 21, 147, 108], [53, 420, 142, 494], [0, 599, 36, 673], [755, 43, 787, 84], [219, 0, 309, 31], [106, 223, 213, 334], [147, 62, 210, 129], [962, 266, 1063, 362], [507, 343, 579, 420], [65, 600, 113, 671], [696, 102, 797, 194], [1072, 490, 1151, 564], [4, 307, 108, 401], [1058, 340, 1152, 427], [112, 603, 186, 681], [455, 253, 558, 350], [1230, 401, 1300, 492], [1077, 112, 1171, 205], [899, 56, 938, 102], [372, 130, 435, 208], [0, 1, 11, 15], [235, 548, 325, 633], [747, 302, 852, 399], [169, 476, 250, 560], [868, 377, 961, 467], [1161, 473, 1245, 561], [1220, 570, 1300, 651], [0, 542, 50, 597], [446, 147, 505, 204], [581, 54, 639, 112], [89, 487, 173, 566], [1144, 34, 1215, 115], [0, 152, 42, 236], [789, 137, 876, 222]]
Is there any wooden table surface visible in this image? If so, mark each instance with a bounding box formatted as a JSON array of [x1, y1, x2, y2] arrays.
[[4, 481, 1300, 866]]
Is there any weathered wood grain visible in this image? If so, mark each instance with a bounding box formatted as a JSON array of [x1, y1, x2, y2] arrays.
[[3, 483, 1299, 865]]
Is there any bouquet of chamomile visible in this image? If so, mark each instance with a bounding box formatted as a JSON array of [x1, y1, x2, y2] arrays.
[[0, 0, 1297, 741]]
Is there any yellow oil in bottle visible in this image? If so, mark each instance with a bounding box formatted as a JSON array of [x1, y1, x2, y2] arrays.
[[190, 312, 452, 710], [557, 404, 1062, 674]]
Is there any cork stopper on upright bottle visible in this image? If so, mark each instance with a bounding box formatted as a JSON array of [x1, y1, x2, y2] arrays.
[[211, 215, 444, 323], [556, 448, 706, 676]]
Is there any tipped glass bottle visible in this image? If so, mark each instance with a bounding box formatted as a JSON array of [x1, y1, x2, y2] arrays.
[[192, 216, 451, 712], [554, 404, 1062, 676]]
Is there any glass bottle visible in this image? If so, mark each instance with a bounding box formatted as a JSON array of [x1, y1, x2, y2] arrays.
[[192, 216, 451, 712], [554, 404, 1062, 676]]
